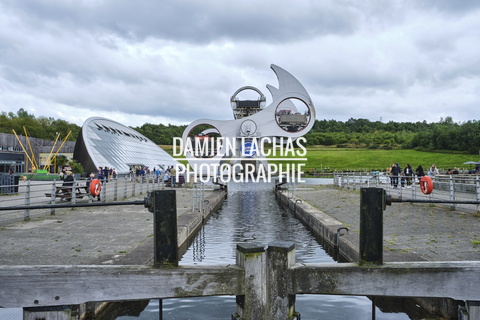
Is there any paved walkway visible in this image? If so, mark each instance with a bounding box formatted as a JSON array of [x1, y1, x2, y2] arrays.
[[2, 182, 478, 266], [294, 185, 480, 262], [0, 187, 221, 266]]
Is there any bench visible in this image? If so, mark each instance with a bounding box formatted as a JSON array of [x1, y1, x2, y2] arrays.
[[164, 175, 185, 187], [45, 185, 89, 201]]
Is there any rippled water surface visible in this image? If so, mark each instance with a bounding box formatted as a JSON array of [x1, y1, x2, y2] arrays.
[[117, 182, 410, 320]]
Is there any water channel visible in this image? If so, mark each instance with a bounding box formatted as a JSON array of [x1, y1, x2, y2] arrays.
[[116, 181, 410, 320]]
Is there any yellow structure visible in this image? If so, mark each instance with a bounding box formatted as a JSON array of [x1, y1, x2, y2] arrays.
[[12, 128, 72, 173]]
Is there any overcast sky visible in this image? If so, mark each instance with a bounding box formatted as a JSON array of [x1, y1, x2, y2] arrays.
[[1, 0, 479, 128]]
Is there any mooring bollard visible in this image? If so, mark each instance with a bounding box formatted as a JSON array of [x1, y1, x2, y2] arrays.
[[150, 190, 178, 268], [359, 187, 385, 266]]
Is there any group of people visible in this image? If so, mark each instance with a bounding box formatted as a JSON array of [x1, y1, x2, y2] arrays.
[[128, 165, 182, 187], [97, 166, 116, 182], [133, 166, 149, 177], [155, 165, 185, 187], [388, 163, 452, 188]]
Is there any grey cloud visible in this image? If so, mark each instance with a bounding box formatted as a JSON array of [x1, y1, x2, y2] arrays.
[[1, 0, 479, 127], [414, 0, 480, 13], [4, 0, 358, 44]]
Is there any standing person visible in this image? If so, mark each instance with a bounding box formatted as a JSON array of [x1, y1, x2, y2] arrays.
[[415, 165, 425, 182], [103, 166, 109, 183], [97, 167, 104, 181], [388, 163, 394, 186], [170, 166, 177, 187], [428, 164, 438, 177], [155, 167, 162, 182], [403, 163, 414, 188], [391, 163, 401, 188]]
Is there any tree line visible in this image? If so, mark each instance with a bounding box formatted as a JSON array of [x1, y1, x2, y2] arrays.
[[1, 108, 81, 141], [2, 109, 479, 154], [304, 117, 480, 154]]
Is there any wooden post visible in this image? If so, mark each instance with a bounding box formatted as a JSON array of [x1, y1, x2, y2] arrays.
[[466, 301, 480, 319], [232, 243, 266, 320], [360, 187, 384, 266], [266, 241, 298, 320], [152, 190, 178, 268], [23, 306, 71, 320]]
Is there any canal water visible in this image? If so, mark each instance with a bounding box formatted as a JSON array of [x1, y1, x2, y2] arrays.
[[117, 181, 410, 320]]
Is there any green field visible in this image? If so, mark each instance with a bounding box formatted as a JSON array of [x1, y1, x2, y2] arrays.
[[269, 147, 480, 172], [302, 147, 479, 172], [162, 145, 480, 173]]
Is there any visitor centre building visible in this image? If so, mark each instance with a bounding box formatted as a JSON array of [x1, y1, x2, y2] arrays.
[[74, 117, 179, 175]]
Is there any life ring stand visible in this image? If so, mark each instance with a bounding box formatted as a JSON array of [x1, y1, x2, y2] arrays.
[[419, 176, 433, 194], [90, 179, 102, 196]]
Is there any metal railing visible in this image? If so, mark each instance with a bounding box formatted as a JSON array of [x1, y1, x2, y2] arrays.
[[0, 176, 169, 225], [192, 182, 205, 213], [334, 172, 480, 213]]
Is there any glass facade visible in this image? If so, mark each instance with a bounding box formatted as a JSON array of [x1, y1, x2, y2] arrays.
[[0, 154, 25, 174], [74, 117, 179, 175]]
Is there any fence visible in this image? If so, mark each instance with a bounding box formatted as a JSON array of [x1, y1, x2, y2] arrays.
[[0, 174, 20, 194], [0, 175, 202, 225], [333, 172, 480, 213]]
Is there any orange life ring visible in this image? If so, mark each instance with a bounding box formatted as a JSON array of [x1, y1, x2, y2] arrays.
[[419, 176, 433, 194], [89, 179, 101, 196]]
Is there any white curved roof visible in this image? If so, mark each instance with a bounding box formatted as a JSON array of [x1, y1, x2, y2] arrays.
[[80, 117, 179, 174]]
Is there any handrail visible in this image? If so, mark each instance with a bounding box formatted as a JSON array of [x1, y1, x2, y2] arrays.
[[333, 172, 480, 213], [0, 175, 173, 224]]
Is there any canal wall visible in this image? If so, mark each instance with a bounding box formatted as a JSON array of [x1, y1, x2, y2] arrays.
[[276, 189, 359, 262], [79, 188, 227, 320], [177, 189, 226, 253], [275, 187, 467, 318]]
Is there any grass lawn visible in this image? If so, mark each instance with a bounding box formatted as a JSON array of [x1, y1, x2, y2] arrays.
[[161, 145, 479, 172], [298, 147, 479, 172], [268, 147, 480, 171]]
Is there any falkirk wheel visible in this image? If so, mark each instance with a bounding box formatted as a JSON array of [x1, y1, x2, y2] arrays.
[[180, 64, 316, 179]]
